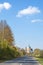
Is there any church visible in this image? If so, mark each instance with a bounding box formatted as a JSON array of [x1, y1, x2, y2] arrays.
[[25, 45, 33, 54]]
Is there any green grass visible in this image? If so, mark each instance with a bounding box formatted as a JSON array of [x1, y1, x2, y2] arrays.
[[36, 58, 43, 65]]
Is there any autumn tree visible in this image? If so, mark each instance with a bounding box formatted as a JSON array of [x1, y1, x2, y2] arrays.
[[0, 20, 14, 46], [0, 20, 22, 60], [33, 48, 40, 57]]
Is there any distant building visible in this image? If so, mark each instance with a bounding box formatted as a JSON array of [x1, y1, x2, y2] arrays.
[[25, 45, 33, 54]]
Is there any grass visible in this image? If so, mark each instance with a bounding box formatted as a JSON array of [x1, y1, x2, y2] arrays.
[[36, 58, 43, 65]]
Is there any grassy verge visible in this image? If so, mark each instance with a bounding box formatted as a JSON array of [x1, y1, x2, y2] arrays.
[[36, 58, 43, 65]]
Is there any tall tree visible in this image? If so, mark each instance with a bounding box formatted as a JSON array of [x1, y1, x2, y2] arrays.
[[0, 20, 14, 46]]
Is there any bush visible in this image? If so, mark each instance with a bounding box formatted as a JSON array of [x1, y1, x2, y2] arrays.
[[33, 49, 43, 58], [0, 41, 21, 60], [40, 50, 43, 58]]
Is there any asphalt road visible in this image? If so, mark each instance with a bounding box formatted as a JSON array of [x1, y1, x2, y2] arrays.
[[0, 56, 41, 65]]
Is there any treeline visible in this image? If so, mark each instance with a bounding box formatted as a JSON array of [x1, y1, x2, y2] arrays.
[[33, 49, 43, 58], [0, 43, 26, 60], [0, 20, 26, 60]]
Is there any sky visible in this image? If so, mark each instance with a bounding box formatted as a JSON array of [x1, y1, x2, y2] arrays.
[[0, 0, 43, 49]]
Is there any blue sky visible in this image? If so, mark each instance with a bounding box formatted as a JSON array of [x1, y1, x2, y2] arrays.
[[0, 0, 43, 49]]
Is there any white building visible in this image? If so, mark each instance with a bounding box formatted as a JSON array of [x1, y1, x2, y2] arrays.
[[25, 45, 33, 54]]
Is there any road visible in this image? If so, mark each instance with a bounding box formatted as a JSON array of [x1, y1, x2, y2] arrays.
[[0, 56, 41, 65]]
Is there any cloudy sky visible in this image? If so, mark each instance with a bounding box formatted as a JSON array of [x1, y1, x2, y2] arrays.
[[0, 0, 43, 49]]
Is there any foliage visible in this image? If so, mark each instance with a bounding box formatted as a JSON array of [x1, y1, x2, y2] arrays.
[[0, 40, 22, 60], [21, 49, 26, 55], [0, 20, 14, 46], [33, 49, 40, 57], [0, 20, 22, 60], [33, 48, 43, 58], [40, 50, 43, 58]]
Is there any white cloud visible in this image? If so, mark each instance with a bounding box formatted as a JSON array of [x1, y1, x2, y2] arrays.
[[0, 2, 11, 12], [16, 6, 40, 17], [4, 2, 11, 10], [31, 19, 43, 23]]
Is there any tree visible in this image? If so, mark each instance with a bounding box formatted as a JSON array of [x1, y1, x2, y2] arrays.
[[21, 49, 26, 55], [0, 20, 14, 46], [33, 49, 40, 57], [0, 20, 23, 60], [40, 50, 43, 58]]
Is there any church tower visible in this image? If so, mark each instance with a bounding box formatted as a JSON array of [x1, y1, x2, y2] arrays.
[[25, 45, 33, 54]]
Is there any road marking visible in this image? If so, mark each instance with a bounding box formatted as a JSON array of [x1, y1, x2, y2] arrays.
[[20, 63, 22, 65]]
